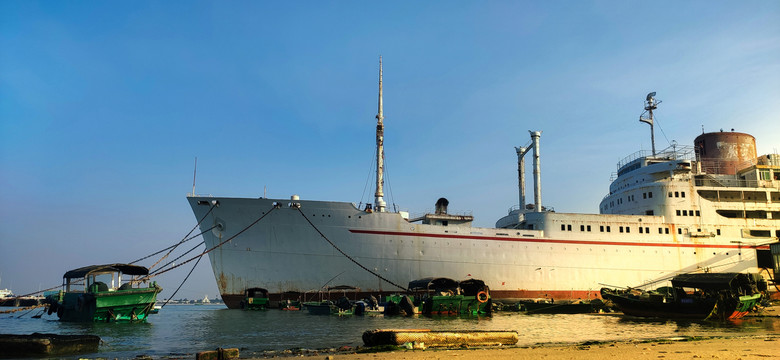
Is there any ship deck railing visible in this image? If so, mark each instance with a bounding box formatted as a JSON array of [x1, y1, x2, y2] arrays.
[[616, 145, 695, 172]]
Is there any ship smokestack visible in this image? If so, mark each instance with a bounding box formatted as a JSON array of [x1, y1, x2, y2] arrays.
[[515, 146, 527, 210], [435, 198, 449, 215], [530, 131, 542, 212]]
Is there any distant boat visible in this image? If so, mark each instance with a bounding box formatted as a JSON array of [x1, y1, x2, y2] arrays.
[[600, 272, 766, 320], [44, 264, 162, 322]]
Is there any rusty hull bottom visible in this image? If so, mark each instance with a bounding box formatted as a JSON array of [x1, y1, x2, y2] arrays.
[[220, 289, 603, 309]]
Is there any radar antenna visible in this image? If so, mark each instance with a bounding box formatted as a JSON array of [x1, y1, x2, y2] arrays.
[[639, 92, 661, 156]]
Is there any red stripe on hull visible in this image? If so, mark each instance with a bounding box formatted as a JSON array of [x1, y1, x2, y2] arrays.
[[349, 229, 770, 250]]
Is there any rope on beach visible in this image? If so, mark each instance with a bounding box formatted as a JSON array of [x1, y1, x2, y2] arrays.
[[0, 304, 45, 315], [295, 207, 409, 292]]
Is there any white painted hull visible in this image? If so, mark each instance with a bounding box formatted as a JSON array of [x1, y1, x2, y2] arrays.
[[187, 196, 762, 308]]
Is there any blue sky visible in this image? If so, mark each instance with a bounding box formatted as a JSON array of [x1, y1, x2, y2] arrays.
[[1, 1, 778, 299]]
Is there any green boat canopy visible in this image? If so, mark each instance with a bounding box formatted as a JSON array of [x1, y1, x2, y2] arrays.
[[63, 264, 150, 279], [408, 277, 459, 291], [670, 273, 744, 290]]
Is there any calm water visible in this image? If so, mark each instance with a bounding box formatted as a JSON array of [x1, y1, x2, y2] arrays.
[[2, 305, 779, 359]]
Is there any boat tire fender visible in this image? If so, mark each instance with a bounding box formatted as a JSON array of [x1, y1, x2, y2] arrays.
[[477, 291, 488, 303], [400, 295, 414, 316]]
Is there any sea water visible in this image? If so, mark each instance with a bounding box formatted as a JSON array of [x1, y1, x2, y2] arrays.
[[2, 305, 778, 359]]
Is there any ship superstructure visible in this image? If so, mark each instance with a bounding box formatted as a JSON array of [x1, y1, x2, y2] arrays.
[[188, 70, 779, 308]]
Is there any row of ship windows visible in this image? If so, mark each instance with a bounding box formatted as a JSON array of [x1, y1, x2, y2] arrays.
[[559, 224, 721, 236], [677, 209, 701, 216], [606, 191, 687, 210]]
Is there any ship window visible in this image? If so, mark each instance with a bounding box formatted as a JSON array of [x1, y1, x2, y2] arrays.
[[639, 227, 644, 233], [587, 225, 591, 232], [580, 225, 585, 231], [689, 210, 694, 216], [696, 210, 700, 216], [716, 229, 721, 235], [676, 210, 681, 216], [681, 192, 685, 198], [643, 193, 647, 199], [567, 225, 572, 231], [749, 230, 771, 237], [678, 228, 682, 234], [600, 225, 604, 232], [649, 192, 653, 198], [619, 226, 624, 233], [665, 228, 669, 234], [760, 170, 770, 180], [658, 228, 663, 234], [626, 227, 630, 233], [606, 226, 611, 232], [646, 210, 654, 215], [668, 192, 673, 197], [561, 224, 566, 231], [683, 210, 688, 216], [645, 227, 649, 233]]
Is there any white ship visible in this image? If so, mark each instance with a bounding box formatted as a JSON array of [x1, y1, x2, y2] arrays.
[[188, 64, 779, 309]]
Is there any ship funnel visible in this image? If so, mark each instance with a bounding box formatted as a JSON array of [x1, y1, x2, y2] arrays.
[[435, 198, 449, 215], [530, 131, 542, 212]]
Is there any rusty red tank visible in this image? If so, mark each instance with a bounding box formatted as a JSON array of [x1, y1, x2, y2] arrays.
[[694, 131, 756, 175]]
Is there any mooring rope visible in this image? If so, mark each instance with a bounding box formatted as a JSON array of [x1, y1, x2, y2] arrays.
[[129, 225, 215, 265], [0, 304, 45, 315], [149, 240, 206, 276], [139, 205, 278, 280], [159, 254, 204, 309], [295, 207, 408, 292], [147, 203, 218, 270]]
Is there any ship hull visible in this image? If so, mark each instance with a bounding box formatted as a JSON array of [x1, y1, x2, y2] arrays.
[[188, 196, 761, 309]]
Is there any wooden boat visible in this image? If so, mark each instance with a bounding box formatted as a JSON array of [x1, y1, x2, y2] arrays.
[[44, 264, 162, 322], [302, 285, 357, 315], [240, 287, 269, 310], [408, 278, 492, 316], [514, 299, 594, 314], [600, 272, 765, 320], [279, 291, 302, 310]]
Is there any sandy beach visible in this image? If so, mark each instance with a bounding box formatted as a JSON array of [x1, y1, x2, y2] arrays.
[[324, 335, 779, 360]]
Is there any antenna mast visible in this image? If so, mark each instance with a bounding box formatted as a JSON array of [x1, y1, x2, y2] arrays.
[[191, 157, 197, 196], [640, 92, 661, 156], [374, 56, 386, 212]]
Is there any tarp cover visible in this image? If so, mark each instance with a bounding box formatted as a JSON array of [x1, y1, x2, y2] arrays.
[[63, 264, 150, 279], [408, 277, 459, 291], [670, 273, 741, 290]]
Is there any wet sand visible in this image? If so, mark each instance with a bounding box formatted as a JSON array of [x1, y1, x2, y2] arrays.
[[325, 335, 779, 360]]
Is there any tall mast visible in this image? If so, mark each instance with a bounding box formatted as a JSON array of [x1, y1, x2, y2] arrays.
[[640, 92, 660, 156], [374, 56, 386, 212]]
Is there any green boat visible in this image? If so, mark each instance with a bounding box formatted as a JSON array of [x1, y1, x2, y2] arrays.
[[240, 287, 270, 310], [44, 264, 162, 322], [409, 278, 492, 316]]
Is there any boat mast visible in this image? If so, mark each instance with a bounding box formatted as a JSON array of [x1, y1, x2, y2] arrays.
[[374, 57, 386, 212], [640, 92, 661, 156]]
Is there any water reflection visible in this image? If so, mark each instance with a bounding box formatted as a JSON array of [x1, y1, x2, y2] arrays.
[[4, 305, 779, 359]]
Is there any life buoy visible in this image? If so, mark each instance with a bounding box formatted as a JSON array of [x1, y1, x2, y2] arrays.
[[477, 291, 488, 303]]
